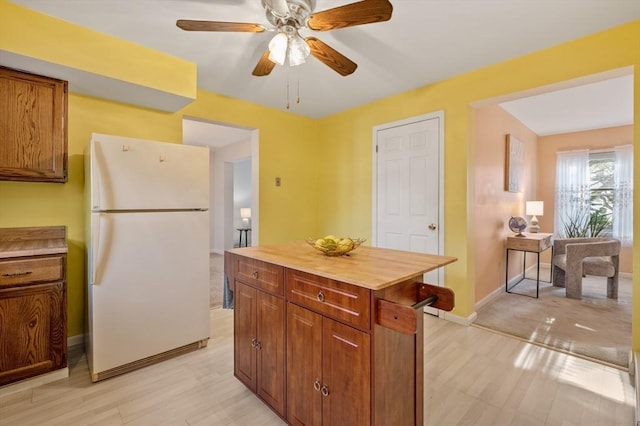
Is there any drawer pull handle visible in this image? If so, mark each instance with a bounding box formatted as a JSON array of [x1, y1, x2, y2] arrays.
[[313, 379, 321, 391], [320, 385, 330, 397], [317, 291, 325, 302], [252, 270, 259, 279], [2, 271, 33, 277]]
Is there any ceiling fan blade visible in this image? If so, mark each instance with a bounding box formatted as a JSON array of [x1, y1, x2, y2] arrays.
[[307, 0, 393, 31], [263, 0, 290, 18], [252, 49, 276, 76], [306, 37, 357, 76], [176, 20, 265, 32]]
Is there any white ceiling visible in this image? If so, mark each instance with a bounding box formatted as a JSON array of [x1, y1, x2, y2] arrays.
[[499, 74, 634, 136], [9, 0, 640, 121]]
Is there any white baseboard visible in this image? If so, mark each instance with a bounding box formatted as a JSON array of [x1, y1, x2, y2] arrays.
[[475, 286, 504, 311], [68, 333, 85, 349], [441, 310, 477, 326]]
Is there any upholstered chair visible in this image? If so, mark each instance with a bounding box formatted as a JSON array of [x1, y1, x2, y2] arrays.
[[552, 237, 620, 299]]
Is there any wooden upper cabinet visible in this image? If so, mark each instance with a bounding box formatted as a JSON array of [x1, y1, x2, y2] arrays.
[[0, 66, 68, 183]]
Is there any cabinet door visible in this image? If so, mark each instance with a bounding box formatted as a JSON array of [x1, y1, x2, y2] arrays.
[[322, 318, 371, 426], [0, 67, 68, 183], [0, 282, 66, 386], [234, 282, 257, 390], [287, 303, 323, 426], [256, 291, 285, 416]]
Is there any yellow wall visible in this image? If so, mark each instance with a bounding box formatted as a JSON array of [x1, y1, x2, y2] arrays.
[[318, 21, 640, 351], [1, 1, 639, 353]]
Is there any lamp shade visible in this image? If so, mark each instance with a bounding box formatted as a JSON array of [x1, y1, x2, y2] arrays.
[[525, 201, 544, 216], [240, 208, 251, 219]]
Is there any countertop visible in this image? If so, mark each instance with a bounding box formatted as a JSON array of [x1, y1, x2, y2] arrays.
[[0, 226, 68, 258], [228, 241, 457, 291]]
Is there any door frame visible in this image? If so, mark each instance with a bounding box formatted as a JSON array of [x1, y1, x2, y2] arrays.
[[371, 111, 446, 286]]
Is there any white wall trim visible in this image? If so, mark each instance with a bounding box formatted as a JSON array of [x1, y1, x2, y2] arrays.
[[475, 285, 504, 311], [441, 310, 478, 326], [68, 333, 85, 349]]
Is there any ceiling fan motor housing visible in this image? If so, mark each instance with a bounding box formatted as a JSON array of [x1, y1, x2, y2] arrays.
[[263, 0, 316, 28]]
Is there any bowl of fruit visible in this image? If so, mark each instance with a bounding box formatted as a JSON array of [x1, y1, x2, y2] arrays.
[[306, 235, 366, 256]]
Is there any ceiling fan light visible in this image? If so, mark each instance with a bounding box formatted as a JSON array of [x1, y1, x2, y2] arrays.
[[288, 34, 310, 66], [268, 32, 288, 65]]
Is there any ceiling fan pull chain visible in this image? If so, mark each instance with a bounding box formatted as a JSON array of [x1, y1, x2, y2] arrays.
[[296, 67, 301, 104], [286, 70, 290, 109]]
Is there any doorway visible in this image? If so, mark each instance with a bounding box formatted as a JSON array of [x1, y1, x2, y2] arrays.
[[372, 111, 445, 315]]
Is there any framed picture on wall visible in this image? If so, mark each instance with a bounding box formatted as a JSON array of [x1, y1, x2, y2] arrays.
[[505, 134, 523, 192]]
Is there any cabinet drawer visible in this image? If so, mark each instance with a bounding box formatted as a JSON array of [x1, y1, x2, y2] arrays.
[[507, 234, 552, 252], [286, 270, 371, 331], [0, 256, 64, 287], [235, 256, 284, 296]]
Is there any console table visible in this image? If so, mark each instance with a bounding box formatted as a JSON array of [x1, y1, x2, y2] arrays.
[[505, 233, 553, 298]]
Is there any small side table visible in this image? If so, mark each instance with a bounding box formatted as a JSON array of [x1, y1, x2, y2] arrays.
[[237, 228, 251, 247], [505, 232, 553, 298]]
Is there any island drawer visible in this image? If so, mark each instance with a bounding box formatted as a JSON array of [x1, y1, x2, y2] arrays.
[[286, 269, 371, 331], [0, 255, 65, 288], [234, 256, 284, 296]]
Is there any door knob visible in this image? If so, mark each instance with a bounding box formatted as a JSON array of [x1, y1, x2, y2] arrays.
[[428, 223, 437, 230]]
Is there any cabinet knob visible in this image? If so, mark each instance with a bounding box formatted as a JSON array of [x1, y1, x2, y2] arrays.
[[313, 379, 321, 391], [317, 291, 325, 302], [320, 385, 330, 397], [251, 338, 257, 348], [429, 223, 437, 230], [252, 270, 259, 279]]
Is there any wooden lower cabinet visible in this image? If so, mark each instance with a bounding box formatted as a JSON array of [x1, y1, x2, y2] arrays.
[[228, 245, 456, 426], [234, 281, 285, 416], [0, 270, 67, 386], [287, 302, 370, 426]]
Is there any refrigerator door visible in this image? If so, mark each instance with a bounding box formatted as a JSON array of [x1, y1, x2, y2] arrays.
[[89, 133, 209, 211], [88, 210, 210, 375]]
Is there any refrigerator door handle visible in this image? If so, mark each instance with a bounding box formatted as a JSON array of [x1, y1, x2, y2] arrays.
[[92, 214, 102, 285]]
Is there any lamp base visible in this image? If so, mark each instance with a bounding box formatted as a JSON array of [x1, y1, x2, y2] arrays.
[[529, 216, 540, 233]]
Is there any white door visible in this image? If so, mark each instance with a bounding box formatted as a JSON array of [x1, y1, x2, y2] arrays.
[[374, 113, 443, 313]]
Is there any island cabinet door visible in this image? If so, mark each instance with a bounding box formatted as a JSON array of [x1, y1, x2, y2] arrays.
[[256, 290, 285, 416], [322, 318, 371, 426], [234, 282, 257, 390], [287, 303, 323, 426]]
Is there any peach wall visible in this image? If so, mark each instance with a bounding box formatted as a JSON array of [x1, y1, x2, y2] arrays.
[[537, 125, 634, 273], [474, 104, 539, 302]]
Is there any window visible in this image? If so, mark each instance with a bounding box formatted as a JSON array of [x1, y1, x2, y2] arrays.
[[588, 151, 614, 236], [555, 146, 633, 245]]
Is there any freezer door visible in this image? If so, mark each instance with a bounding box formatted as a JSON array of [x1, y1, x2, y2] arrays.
[[88, 211, 210, 375], [89, 133, 209, 211]]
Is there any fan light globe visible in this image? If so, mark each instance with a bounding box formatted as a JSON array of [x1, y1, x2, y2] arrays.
[[288, 34, 310, 66], [268, 32, 288, 65]]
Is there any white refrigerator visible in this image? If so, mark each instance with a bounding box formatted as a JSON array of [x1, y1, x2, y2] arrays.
[[85, 133, 211, 382]]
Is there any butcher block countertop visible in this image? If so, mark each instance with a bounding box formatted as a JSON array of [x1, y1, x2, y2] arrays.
[[228, 241, 457, 291], [0, 226, 68, 258]]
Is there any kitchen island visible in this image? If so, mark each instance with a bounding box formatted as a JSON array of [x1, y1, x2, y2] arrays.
[[225, 241, 456, 426]]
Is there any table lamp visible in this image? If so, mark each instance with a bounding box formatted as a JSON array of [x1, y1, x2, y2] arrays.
[[525, 201, 543, 233], [240, 208, 251, 227]]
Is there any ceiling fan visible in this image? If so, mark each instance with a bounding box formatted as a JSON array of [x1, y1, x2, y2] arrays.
[[176, 0, 393, 77]]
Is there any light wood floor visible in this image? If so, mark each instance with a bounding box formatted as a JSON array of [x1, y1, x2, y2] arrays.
[[0, 309, 635, 426]]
